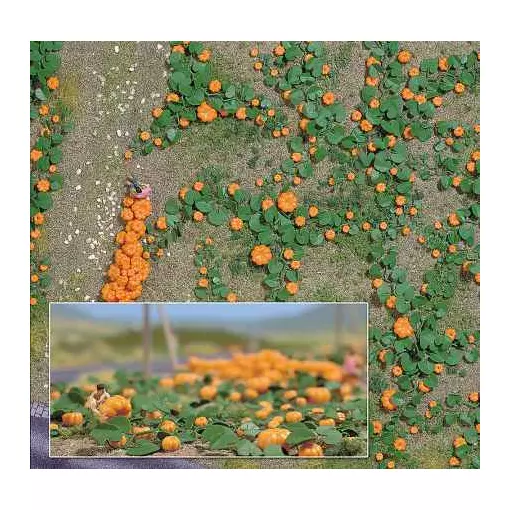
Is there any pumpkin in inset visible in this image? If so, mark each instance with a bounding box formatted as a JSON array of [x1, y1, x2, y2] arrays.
[[160, 420, 177, 433], [99, 395, 132, 419], [199, 385, 217, 401], [298, 442, 324, 457], [194, 416, 208, 427], [285, 411, 303, 423], [255, 428, 290, 449], [108, 435, 127, 449], [305, 387, 331, 404], [62, 412, 84, 427], [161, 436, 181, 452]]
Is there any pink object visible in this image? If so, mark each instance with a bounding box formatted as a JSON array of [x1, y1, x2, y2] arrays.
[[343, 355, 359, 376], [132, 185, 152, 199]]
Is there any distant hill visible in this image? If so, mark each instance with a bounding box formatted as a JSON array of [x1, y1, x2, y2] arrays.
[[233, 303, 367, 336]]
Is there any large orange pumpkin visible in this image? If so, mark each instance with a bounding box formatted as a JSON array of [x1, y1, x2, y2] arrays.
[[197, 102, 217, 122], [61, 412, 84, 427], [277, 191, 298, 213], [98, 395, 132, 419], [251, 245, 272, 266], [255, 428, 290, 449]]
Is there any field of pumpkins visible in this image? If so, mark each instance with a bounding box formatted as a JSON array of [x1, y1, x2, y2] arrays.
[[50, 350, 367, 457], [32, 41, 479, 468]]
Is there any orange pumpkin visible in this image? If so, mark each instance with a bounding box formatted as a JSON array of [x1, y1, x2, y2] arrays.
[[393, 437, 407, 451], [161, 436, 181, 452], [197, 102, 217, 122], [160, 420, 177, 433], [47, 76, 59, 90], [208, 80, 222, 93], [298, 442, 324, 457], [251, 245, 272, 266], [285, 411, 303, 423], [393, 317, 414, 338], [194, 416, 209, 427], [109, 435, 127, 449], [132, 425, 154, 439], [230, 217, 243, 231], [277, 191, 298, 213], [305, 387, 331, 404], [322, 92, 335, 105], [255, 428, 290, 449], [99, 395, 132, 419], [62, 412, 84, 427], [199, 385, 217, 401]]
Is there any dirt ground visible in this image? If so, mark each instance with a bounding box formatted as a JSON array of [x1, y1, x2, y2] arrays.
[[34, 41, 479, 467]]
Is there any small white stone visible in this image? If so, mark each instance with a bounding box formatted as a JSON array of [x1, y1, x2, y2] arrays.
[[75, 185, 81, 191], [116, 129, 122, 137], [114, 45, 119, 54], [75, 229, 80, 235], [84, 295, 90, 301], [76, 168, 82, 175]]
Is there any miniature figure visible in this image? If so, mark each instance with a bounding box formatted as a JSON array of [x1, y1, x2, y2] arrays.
[[84, 383, 111, 416], [126, 174, 152, 199]]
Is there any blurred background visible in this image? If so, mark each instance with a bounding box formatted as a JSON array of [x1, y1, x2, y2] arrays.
[[50, 302, 367, 383]]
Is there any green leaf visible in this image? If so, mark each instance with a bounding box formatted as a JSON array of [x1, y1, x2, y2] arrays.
[[90, 423, 124, 445], [207, 209, 228, 226], [285, 423, 316, 446], [263, 444, 285, 456], [237, 439, 263, 456], [125, 439, 160, 456], [195, 201, 212, 213], [268, 259, 283, 274]]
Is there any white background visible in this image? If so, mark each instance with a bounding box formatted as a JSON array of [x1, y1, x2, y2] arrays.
[[1, 0, 507, 507]]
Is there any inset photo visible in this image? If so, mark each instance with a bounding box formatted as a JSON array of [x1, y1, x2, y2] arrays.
[[49, 302, 367, 458]]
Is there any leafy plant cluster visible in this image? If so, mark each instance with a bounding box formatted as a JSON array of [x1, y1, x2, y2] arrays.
[[51, 352, 367, 457], [108, 41, 480, 467], [30, 41, 73, 308]]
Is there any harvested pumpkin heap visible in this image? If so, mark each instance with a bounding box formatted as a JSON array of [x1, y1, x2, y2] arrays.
[[100, 194, 152, 302], [50, 349, 367, 457]]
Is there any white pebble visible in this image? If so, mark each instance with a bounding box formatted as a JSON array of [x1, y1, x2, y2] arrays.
[[75, 185, 81, 191], [114, 45, 119, 54]]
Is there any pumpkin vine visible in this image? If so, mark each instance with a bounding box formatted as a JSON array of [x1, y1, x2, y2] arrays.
[[30, 41, 73, 308], [97, 41, 479, 467]]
